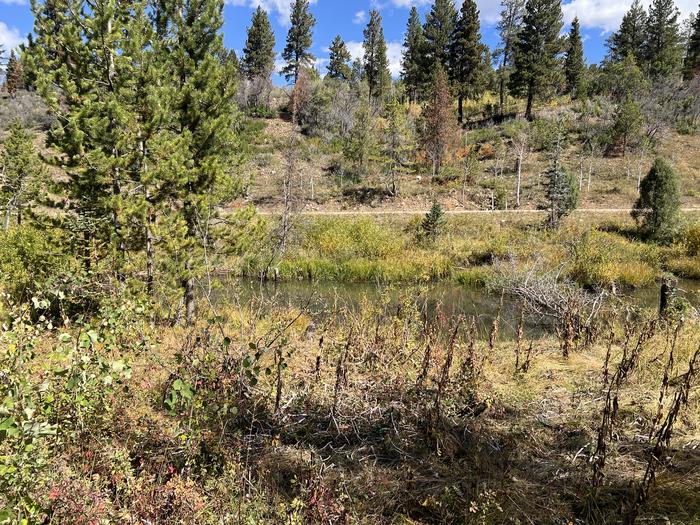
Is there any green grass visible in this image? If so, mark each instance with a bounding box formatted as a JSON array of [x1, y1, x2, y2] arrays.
[[233, 213, 700, 289]]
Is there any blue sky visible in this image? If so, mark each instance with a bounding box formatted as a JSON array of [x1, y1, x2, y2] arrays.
[[1, 0, 697, 84]]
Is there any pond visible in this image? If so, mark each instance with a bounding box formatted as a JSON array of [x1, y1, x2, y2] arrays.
[[214, 278, 700, 340]]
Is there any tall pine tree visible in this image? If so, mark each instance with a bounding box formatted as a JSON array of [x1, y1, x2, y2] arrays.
[[449, 0, 490, 123], [242, 7, 276, 80], [327, 35, 351, 80], [363, 10, 391, 102], [564, 17, 586, 98], [644, 0, 684, 77], [31, 0, 136, 275], [607, 0, 648, 63], [423, 0, 457, 72], [401, 7, 427, 103], [156, 0, 240, 323], [683, 7, 700, 79], [495, 0, 526, 114], [510, 0, 564, 120], [282, 0, 316, 84]]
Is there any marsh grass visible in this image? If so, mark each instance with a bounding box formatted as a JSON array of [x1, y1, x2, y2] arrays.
[[233, 213, 700, 291]]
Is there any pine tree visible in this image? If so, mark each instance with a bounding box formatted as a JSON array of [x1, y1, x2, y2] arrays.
[[327, 35, 352, 80], [401, 7, 427, 102], [4, 51, 23, 98], [30, 0, 136, 275], [509, 0, 564, 120], [495, 0, 526, 114], [545, 132, 578, 228], [381, 95, 413, 196], [156, 0, 240, 323], [344, 99, 377, 174], [632, 158, 681, 243], [449, 0, 490, 123], [607, 0, 647, 63], [564, 17, 586, 99], [421, 200, 447, 240], [282, 0, 316, 84], [424, 0, 457, 72], [242, 7, 276, 80], [644, 0, 684, 78], [683, 8, 700, 80], [611, 95, 643, 157], [420, 66, 458, 177], [363, 10, 391, 102], [0, 121, 46, 230]]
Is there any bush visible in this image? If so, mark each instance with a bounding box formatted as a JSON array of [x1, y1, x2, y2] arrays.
[[632, 158, 681, 244], [0, 225, 71, 304]]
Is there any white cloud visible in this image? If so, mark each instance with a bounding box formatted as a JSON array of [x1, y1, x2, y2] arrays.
[[562, 0, 697, 32], [0, 0, 27, 4], [227, 0, 318, 25], [353, 10, 368, 24], [0, 21, 25, 54], [385, 0, 696, 30], [344, 40, 405, 78], [383, 0, 501, 24]]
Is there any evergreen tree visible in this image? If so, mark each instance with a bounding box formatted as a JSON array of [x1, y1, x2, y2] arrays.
[[155, 0, 240, 323], [545, 134, 578, 228], [644, 0, 684, 77], [362, 10, 391, 101], [420, 66, 458, 177], [31, 0, 136, 275], [401, 7, 427, 102], [683, 8, 700, 80], [449, 0, 490, 123], [495, 0, 526, 114], [282, 0, 316, 84], [606, 0, 647, 63], [509, 0, 564, 120], [632, 158, 681, 243], [611, 95, 643, 156], [242, 7, 276, 80], [327, 35, 352, 80], [0, 121, 46, 230], [381, 95, 413, 196], [564, 17, 586, 98], [421, 200, 447, 240], [599, 53, 648, 101], [344, 99, 377, 173], [424, 0, 457, 72], [4, 51, 23, 98]]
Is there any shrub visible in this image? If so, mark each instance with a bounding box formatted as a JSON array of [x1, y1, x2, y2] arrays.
[[632, 158, 681, 244], [0, 225, 71, 304]]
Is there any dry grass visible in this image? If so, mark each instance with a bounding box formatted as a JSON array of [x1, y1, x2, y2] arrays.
[[32, 290, 697, 524]]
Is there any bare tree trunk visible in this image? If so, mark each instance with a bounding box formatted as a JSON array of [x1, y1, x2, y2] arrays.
[[146, 209, 155, 295], [458, 95, 464, 124], [499, 77, 505, 116], [525, 86, 534, 120], [515, 147, 524, 208], [183, 259, 195, 325], [3, 195, 14, 231]]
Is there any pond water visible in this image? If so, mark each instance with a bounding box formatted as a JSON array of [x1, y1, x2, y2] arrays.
[[214, 278, 700, 340]]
